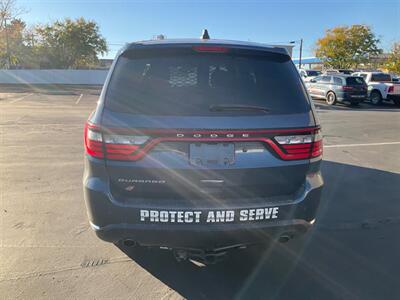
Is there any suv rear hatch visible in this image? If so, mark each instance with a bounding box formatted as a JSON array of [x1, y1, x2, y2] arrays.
[[343, 76, 368, 96], [89, 44, 321, 204]]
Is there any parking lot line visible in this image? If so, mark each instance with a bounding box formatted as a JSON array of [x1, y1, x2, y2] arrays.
[[9, 93, 34, 104], [75, 93, 83, 104], [325, 141, 400, 148]]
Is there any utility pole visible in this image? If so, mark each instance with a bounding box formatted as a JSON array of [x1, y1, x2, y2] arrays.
[[299, 38, 303, 69], [290, 38, 304, 69]]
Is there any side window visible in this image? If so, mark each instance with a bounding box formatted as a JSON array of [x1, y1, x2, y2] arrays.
[[321, 76, 331, 83], [370, 74, 378, 82], [313, 76, 322, 82], [370, 73, 391, 82], [333, 77, 342, 85]]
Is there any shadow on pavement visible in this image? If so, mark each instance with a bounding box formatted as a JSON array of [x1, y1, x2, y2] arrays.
[[0, 83, 102, 95], [117, 161, 400, 300], [314, 101, 399, 112]]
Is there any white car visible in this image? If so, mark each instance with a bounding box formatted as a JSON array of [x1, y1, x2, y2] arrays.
[[298, 69, 322, 82], [352, 72, 400, 106]]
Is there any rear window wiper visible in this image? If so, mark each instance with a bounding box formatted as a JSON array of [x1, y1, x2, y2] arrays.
[[209, 104, 270, 113]]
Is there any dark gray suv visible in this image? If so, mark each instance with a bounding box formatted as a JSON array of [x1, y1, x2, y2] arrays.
[[83, 38, 324, 262], [306, 74, 368, 105]]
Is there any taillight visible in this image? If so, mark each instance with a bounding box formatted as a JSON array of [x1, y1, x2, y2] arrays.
[[342, 86, 354, 91], [311, 130, 323, 158], [103, 134, 149, 160], [274, 130, 323, 160], [84, 122, 150, 160], [85, 123, 323, 161], [388, 86, 394, 93], [84, 123, 104, 158]]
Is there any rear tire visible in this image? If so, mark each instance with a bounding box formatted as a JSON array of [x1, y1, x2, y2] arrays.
[[370, 90, 382, 105], [393, 98, 400, 107], [326, 92, 336, 105]]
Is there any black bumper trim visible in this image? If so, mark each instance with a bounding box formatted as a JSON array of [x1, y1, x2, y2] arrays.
[[90, 219, 313, 248]]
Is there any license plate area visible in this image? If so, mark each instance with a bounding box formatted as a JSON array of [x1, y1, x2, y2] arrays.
[[189, 143, 235, 167]]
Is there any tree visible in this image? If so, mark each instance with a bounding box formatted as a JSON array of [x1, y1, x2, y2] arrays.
[[0, 18, 20, 66], [0, 0, 28, 68], [383, 43, 400, 74], [36, 17, 108, 69], [315, 25, 382, 69]]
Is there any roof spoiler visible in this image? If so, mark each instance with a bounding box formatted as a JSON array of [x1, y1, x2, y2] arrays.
[[124, 42, 290, 57]]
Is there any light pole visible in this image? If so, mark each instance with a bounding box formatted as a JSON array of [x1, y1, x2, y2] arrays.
[[290, 39, 303, 69]]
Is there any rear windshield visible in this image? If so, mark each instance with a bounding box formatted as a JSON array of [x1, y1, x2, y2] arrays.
[[371, 73, 392, 82], [105, 47, 309, 116], [346, 77, 365, 85], [306, 70, 321, 77]]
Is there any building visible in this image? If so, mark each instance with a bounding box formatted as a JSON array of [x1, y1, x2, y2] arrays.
[[292, 57, 323, 69]]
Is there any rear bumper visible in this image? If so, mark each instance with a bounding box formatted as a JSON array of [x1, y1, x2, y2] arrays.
[[387, 94, 400, 101], [338, 92, 367, 103], [91, 219, 313, 249], [84, 163, 323, 249]]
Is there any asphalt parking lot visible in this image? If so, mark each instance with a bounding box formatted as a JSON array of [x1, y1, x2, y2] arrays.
[[1, 88, 400, 299]]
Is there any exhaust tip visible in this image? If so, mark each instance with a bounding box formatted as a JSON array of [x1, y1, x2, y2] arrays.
[[123, 239, 137, 247], [174, 249, 188, 262], [278, 235, 291, 243]]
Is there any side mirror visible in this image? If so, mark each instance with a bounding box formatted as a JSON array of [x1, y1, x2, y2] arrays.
[[310, 79, 316, 83]]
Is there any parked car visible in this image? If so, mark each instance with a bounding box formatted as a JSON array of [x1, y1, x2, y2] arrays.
[[306, 74, 368, 105], [83, 37, 324, 263], [352, 72, 400, 106], [323, 69, 340, 75], [298, 69, 321, 82], [337, 69, 354, 75], [323, 69, 353, 75]]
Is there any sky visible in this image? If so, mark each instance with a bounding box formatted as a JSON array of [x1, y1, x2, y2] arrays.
[[20, 0, 400, 59]]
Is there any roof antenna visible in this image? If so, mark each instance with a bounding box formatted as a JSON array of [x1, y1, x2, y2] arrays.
[[201, 29, 210, 40]]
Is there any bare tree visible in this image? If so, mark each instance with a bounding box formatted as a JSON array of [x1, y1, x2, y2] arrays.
[[0, 0, 26, 28]]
